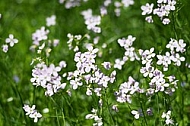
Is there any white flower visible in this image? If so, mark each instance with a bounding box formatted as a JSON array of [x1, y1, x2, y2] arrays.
[[29, 111, 42, 123], [23, 104, 36, 115], [5, 34, 18, 47], [121, 0, 134, 7], [59, 0, 64, 4], [32, 27, 49, 44], [114, 59, 125, 70], [176, 39, 186, 52], [23, 104, 42, 123], [2, 44, 8, 53], [141, 3, 154, 15], [162, 110, 174, 125], [70, 78, 83, 89], [162, 110, 171, 119], [171, 53, 185, 66], [140, 64, 154, 78], [166, 38, 178, 51], [101, 62, 111, 70], [59, 61, 67, 68], [168, 0, 176, 11], [145, 16, 153, 23], [118, 36, 135, 48], [46, 15, 56, 26], [162, 18, 170, 25], [131, 110, 140, 119]]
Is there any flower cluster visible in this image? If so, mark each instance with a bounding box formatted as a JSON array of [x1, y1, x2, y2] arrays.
[[114, 35, 139, 70], [59, 0, 88, 9], [67, 44, 116, 97], [157, 38, 186, 71], [30, 18, 59, 57], [141, 0, 176, 24], [2, 34, 18, 53], [23, 104, 42, 123], [85, 108, 103, 126], [115, 76, 143, 103], [67, 33, 82, 51], [161, 110, 174, 125], [32, 26, 49, 46], [138, 47, 179, 95], [81, 9, 101, 33], [30, 62, 67, 96]]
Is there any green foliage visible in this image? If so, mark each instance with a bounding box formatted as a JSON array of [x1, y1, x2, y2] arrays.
[[0, 0, 190, 126]]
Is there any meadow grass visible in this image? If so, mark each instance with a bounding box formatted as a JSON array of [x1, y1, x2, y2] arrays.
[[0, 0, 190, 126]]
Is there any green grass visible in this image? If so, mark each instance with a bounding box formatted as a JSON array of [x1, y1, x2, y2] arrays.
[[0, 0, 190, 125]]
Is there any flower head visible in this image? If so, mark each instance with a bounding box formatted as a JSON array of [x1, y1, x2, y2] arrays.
[[5, 34, 18, 47]]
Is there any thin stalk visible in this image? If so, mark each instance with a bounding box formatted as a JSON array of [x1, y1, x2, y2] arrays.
[[104, 88, 115, 125], [172, 12, 178, 39], [61, 109, 66, 126], [56, 109, 61, 126], [140, 101, 148, 125]]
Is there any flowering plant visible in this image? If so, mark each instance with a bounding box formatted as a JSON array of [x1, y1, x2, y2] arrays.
[[0, 0, 190, 125]]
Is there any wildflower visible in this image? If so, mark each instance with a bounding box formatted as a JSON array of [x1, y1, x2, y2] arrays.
[[85, 108, 103, 126], [23, 104, 36, 115], [29, 111, 42, 123], [86, 87, 92, 96], [23, 104, 42, 123], [162, 110, 174, 125], [171, 53, 185, 66], [59, 60, 67, 68], [32, 26, 49, 45], [141, 3, 154, 15], [140, 64, 154, 78], [110, 70, 116, 83], [46, 15, 56, 26], [176, 39, 186, 53], [145, 16, 153, 23], [131, 109, 142, 119], [112, 105, 119, 112], [53, 39, 59, 47], [81, 9, 101, 33], [101, 62, 111, 70], [100, 7, 107, 16], [116, 76, 141, 103], [70, 78, 83, 90], [162, 18, 170, 25], [139, 48, 155, 65], [104, 0, 111, 7], [2, 44, 8, 53], [121, 0, 134, 7], [114, 59, 125, 70], [31, 62, 66, 96], [146, 108, 153, 116], [59, 0, 64, 4], [5, 34, 18, 47]]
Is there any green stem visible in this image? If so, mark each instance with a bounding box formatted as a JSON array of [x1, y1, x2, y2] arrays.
[[104, 88, 115, 125], [140, 101, 147, 125], [56, 109, 61, 126]]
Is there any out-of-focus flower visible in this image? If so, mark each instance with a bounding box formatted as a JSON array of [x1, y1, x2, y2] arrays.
[[5, 34, 18, 47], [46, 15, 56, 27], [23, 104, 42, 123]]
